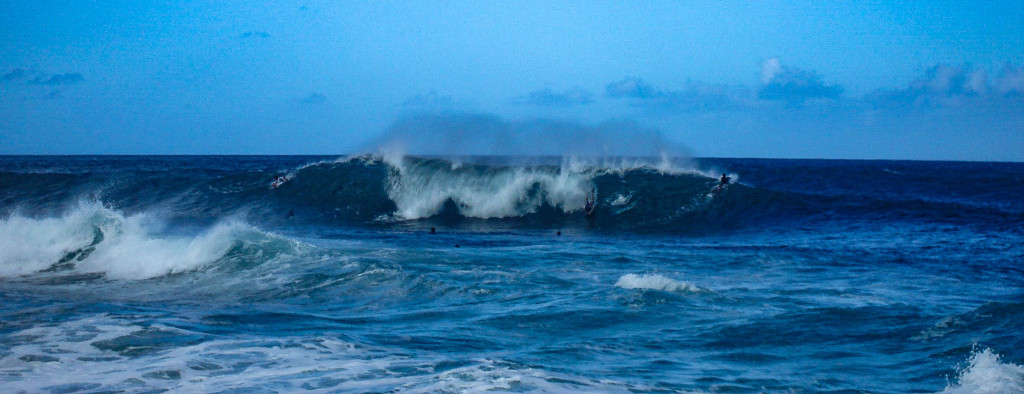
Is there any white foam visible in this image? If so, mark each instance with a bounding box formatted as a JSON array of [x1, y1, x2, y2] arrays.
[[943, 347, 1024, 394], [399, 359, 632, 393], [78, 219, 250, 280], [561, 154, 711, 177], [615, 273, 703, 293], [368, 152, 731, 220], [609, 194, 632, 206], [0, 314, 632, 393], [0, 202, 267, 280], [384, 155, 592, 219], [0, 202, 115, 277]]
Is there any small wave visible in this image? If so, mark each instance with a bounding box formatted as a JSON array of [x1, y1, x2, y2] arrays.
[[615, 273, 703, 293], [0, 202, 288, 280], [942, 347, 1024, 394], [609, 194, 632, 206]]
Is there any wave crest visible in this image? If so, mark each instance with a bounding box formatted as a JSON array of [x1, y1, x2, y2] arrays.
[[943, 347, 1024, 394], [0, 202, 287, 280], [383, 156, 592, 219]]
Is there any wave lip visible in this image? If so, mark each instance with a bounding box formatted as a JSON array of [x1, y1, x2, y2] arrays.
[[615, 273, 703, 293], [383, 155, 592, 220]]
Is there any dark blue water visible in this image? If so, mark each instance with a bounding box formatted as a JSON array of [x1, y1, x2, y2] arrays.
[[1, 155, 1022, 392]]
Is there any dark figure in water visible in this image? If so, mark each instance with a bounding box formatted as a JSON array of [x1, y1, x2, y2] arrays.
[[584, 191, 596, 216], [713, 173, 731, 192]]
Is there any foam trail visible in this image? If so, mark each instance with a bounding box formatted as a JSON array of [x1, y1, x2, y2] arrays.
[[942, 348, 1024, 394], [0, 315, 633, 393], [615, 273, 703, 293]]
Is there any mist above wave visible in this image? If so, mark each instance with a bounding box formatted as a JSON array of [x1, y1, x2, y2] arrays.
[[366, 112, 692, 159]]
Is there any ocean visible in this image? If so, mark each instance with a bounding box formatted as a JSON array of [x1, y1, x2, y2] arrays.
[[1, 155, 1022, 392]]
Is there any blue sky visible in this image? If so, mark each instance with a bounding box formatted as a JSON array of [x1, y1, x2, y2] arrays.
[[2, 1, 1023, 160]]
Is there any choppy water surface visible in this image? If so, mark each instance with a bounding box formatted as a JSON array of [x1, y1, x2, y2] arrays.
[[1, 155, 1022, 392]]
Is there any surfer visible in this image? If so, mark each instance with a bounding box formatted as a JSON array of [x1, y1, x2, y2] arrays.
[[584, 190, 596, 216], [271, 176, 287, 189], [713, 174, 730, 193]]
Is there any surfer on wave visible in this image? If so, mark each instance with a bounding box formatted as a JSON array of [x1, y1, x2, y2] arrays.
[[584, 189, 596, 216], [270, 176, 288, 189], [713, 173, 730, 193]]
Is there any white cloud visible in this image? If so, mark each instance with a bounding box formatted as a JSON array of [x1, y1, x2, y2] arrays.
[[760, 57, 782, 85], [758, 59, 843, 102]]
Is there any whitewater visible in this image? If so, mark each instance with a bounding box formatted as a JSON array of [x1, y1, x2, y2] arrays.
[[1, 155, 1022, 392]]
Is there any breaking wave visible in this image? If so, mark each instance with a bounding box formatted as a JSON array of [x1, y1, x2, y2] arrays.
[[274, 154, 788, 232], [943, 347, 1024, 394], [0, 202, 296, 280], [5, 154, 1018, 233], [383, 155, 592, 219]]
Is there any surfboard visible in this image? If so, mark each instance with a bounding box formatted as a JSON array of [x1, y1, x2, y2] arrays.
[[584, 188, 597, 217], [270, 176, 290, 189]]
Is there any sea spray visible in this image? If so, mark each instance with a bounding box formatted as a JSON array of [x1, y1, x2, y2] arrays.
[[943, 347, 1024, 394], [0, 201, 113, 277], [0, 201, 287, 279], [383, 155, 593, 219]]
